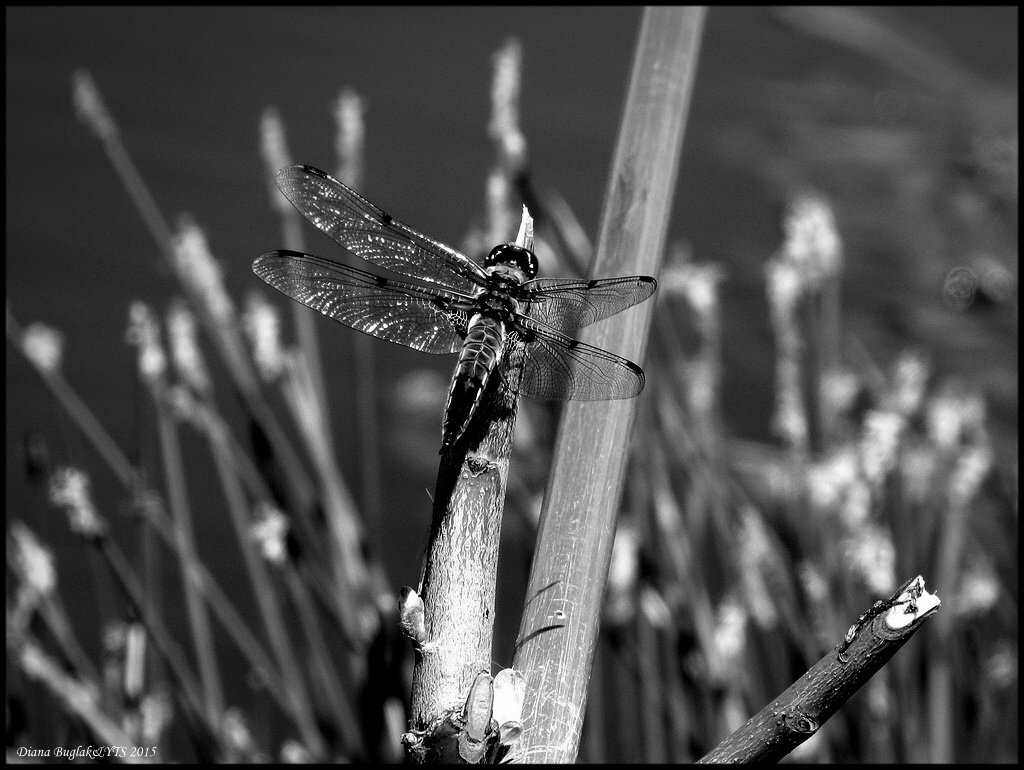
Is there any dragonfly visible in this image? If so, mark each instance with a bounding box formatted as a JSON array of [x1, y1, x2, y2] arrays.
[[253, 165, 657, 453]]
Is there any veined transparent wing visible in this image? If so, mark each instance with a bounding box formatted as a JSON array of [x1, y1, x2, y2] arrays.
[[511, 315, 646, 401], [276, 165, 487, 295], [520, 275, 657, 333], [253, 250, 469, 354]]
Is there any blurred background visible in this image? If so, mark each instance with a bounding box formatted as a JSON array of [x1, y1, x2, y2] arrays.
[[6, 7, 1016, 763]]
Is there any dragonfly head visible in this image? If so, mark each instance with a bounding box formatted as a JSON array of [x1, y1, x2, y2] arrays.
[[484, 243, 538, 281]]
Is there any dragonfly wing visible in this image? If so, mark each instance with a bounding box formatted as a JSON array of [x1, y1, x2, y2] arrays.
[[520, 276, 656, 332], [276, 165, 487, 294], [253, 251, 467, 354], [511, 316, 645, 401]]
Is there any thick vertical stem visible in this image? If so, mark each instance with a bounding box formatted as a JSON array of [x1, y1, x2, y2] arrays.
[[510, 7, 705, 762], [406, 345, 523, 759], [406, 219, 533, 761]]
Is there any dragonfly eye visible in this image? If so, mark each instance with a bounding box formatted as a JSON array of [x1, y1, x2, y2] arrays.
[[484, 244, 538, 280]]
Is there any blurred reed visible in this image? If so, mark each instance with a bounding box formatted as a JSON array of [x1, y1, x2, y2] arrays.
[[9, 70, 401, 761]]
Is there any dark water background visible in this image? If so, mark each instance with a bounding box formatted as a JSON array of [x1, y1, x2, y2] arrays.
[[6, 6, 1017, 760]]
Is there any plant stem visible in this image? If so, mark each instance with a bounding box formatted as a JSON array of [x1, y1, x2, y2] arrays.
[[203, 404, 331, 758], [697, 576, 940, 763], [508, 7, 705, 763], [405, 220, 534, 761], [152, 382, 224, 725]]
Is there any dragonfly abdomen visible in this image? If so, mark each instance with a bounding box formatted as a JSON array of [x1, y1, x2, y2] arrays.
[[440, 313, 507, 451]]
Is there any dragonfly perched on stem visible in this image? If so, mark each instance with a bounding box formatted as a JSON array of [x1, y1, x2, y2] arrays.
[[253, 165, 657, 454]]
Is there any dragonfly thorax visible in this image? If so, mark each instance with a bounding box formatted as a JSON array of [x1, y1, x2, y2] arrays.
[[475, 290, 519, 321], [484, 243, 538, 280]]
